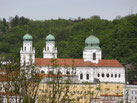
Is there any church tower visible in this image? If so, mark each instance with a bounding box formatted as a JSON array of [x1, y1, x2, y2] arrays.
[[83, 35, 102, 63], [20, 34, 35, 66], [43, 34, 57, 58]]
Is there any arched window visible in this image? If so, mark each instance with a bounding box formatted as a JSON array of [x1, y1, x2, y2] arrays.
[[66, 71, 70, 74], [115, 74, 117, 78], [93, 53, 96, 60], [80, 73, 83, 80], [41, 70, 45, 74], [57, 71, 62, 74], [86, 74, 89, 80], [85, 43, 88, 46], [48, 71, 54, 74], [47, 47, 49, 51], [111, 74, 113, 78]]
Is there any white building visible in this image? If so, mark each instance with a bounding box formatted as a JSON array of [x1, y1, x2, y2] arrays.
[[20, 34, 35, 66], [43, 34, 57, 58], [20, 34, 125, 83], [123, 84, 137, 103], [0, 95, 22, 103]]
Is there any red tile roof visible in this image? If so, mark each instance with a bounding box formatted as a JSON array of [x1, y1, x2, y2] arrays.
[[129, 81, 137, 85], [35, 58, 123, 67], [0, 92, 19, 96], [0, 71, 19, 82], [0, 74, 12, 81], [101, 94, 123, 97], [36, 73, 73, 78]]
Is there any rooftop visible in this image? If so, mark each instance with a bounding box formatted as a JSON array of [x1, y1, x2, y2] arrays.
[[35, 58, 123, 67]]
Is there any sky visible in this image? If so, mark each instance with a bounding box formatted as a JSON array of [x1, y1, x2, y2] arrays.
[[0, 0, 137, 21]]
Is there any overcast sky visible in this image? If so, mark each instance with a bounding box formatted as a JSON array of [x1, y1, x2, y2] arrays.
[[0, 0, 137, 21]]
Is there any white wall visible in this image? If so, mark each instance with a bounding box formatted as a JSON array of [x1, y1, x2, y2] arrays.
[[20, 42, 35, 66], [83, 48, 102, 63], [43, 41, 57, 58], [123, 85, 137, 103], [36, 66, 125, 83], [76, 67, 94, 82], [94, 67, 125, 83]]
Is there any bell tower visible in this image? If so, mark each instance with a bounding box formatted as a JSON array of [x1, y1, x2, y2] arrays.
[[20, 34, 35, 66], [43, 34, 57, 58], [83, 35, 102, 63]]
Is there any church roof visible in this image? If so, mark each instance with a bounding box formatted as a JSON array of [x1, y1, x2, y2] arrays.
[[85, 35, 100, 48], [85, 35, 100, 45], [35, 58, 123, 67], [23, 34, 32, 40], [46, 34, 55, 41]]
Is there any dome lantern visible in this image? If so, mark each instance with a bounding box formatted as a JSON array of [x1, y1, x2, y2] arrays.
[[85, 35, 100, 48]]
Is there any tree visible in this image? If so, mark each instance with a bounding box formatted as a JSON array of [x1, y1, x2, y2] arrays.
[[2, 18, 8, 33], [38, 58, 76, 103], [11, 15, 19, 27], [0, 14, 137, 90], [0, 61, 42, 103]]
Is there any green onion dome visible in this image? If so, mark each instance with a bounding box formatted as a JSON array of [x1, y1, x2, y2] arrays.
[[85, 35, 100, 48], [23, 34, 32, 42], [46, 34, 55, 41]]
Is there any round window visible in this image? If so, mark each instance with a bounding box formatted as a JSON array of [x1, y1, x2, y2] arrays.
[[107, 74, 109, 78], [115, 74, 117, 78], [98, 73, 100, 77], [102, 73, 104, 77]]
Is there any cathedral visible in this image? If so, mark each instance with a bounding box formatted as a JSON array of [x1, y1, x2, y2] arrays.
[[20, 34, 125, 83]]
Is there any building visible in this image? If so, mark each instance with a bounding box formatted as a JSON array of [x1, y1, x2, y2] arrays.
[[0, 70, 23, 103], [19, 33, 127, 103], [20, 33, 125, 84], [38, 75, 123, 103], [123, 84, 137, 103], [0, 33, 128, 103], [100, 83, 123, 103], [38, 81, 101, 103]]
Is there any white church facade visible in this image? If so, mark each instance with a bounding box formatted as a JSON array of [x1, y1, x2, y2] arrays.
[[20, 34, 125, 83]]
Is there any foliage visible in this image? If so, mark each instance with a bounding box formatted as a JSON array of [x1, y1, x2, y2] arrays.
[[0, 62, 41, 103], [0, 14, 137, 80], [38, 59, 76, 103]]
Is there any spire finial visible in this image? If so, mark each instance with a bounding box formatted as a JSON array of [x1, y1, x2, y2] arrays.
[[91, 29, 93, 33], [91, 29, 94, 35], [27, 26, 29, 33], [49, 28, 52, 34]]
